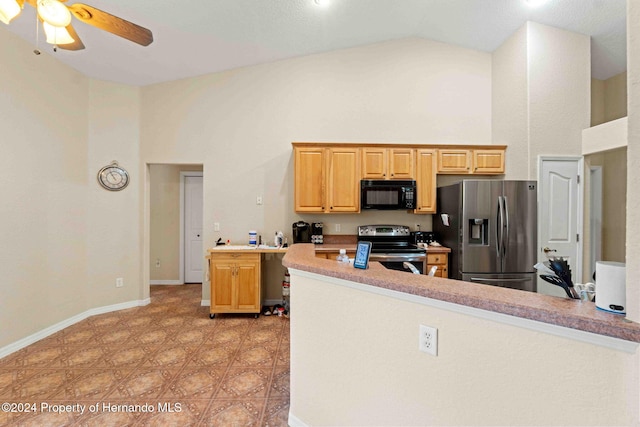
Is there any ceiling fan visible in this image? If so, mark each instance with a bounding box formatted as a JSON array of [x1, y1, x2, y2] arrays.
[[0, 0, 153, 51]]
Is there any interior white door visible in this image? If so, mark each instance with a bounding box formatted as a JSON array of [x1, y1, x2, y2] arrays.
[[538, 157, 582, 297], [184, 175, 203, 283]]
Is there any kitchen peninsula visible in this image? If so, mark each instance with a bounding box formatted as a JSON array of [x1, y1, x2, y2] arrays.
[[283, 243, 640, 426]]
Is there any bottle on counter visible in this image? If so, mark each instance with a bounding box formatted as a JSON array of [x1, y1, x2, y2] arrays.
[[336, 249, 349, 264]]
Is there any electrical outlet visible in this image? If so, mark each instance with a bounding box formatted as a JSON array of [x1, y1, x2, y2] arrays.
[[335, 224, 341, 232], [155, 259, 160, 268], [419, 324, 438, 356], [116, 278, 124, 288], [214, 223, 220, 231], [256, 196, 263, 205]]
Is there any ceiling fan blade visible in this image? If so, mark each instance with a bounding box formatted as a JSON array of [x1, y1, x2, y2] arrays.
[[57, 23, 85, 50], [68, 3, 153, 46]]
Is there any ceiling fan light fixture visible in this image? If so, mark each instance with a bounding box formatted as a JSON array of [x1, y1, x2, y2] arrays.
[[0, 0, 21, 24], [43, 21, 74, 45], [37, 0, 71, 27]]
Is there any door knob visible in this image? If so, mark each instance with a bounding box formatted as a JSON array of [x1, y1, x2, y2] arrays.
[[543, 247, 557, 254]]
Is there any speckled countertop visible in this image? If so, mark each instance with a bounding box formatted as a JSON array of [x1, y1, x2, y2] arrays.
[[282, 243, 640, 343]]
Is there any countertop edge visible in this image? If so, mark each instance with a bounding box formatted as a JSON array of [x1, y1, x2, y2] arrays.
[[282, 244, 640, 345]]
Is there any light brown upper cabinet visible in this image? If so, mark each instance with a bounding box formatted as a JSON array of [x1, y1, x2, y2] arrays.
[[294, 145, 360, 213], [362, 148, 414, 179], [472, 149, 505, 174], [326, 147, 360, 213], [415, 149, 437, 214], [294, 147, 326, 212], [437, 148, 505, 175]]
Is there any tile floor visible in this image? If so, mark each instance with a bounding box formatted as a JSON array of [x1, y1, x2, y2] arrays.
[[0, 284, 290, 426]]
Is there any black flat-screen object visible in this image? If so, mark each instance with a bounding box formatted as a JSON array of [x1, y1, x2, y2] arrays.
[[354, 241, 372, 270]]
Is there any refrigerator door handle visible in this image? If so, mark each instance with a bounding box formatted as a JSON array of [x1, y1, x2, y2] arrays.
[[496, 196, 503, 259], [502, 196, 509, 259]]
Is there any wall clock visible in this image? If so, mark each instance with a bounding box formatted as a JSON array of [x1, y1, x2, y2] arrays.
[[97, 161, 130, 191]]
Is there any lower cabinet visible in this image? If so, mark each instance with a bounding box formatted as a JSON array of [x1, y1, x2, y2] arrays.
[[427, 253, 448, 278], [209, 253, 261, 318]]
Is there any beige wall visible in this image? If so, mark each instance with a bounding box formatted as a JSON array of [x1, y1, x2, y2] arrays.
[[0, 31, 143, 349], [493, 22, 590, 181], [290, 271, 640, 426], [583, 148, 627, 280], [140, 37, 493, 301], [626, 0, 640, 324], [492, 25, 529, 179], [592, 72, 628, 126], [149, 164, 203, 282]]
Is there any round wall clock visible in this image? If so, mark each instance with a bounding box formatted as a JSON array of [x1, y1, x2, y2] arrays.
[[97, 161, 130, 191]]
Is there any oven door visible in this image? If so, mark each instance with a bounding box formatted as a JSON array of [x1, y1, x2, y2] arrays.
[[370, 253, 426, 274]]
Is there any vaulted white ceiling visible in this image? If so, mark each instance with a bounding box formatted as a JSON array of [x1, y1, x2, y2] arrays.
[[1, 0, 627, 86]]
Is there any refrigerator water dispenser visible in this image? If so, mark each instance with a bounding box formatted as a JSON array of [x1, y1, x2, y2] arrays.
[[469, 218, 488, 245]]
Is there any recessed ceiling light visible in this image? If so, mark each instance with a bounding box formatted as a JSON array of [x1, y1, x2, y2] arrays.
[[525, 0, 550, 7], [314, 0, 330, 7]]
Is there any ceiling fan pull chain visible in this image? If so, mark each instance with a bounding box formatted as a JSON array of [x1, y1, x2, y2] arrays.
[[33, 7, 41, 55]]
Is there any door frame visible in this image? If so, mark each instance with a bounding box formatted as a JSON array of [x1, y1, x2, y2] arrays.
[[589, 165, 603, 282], [537, 155, 584, 287], [180, 171, 204, 284]]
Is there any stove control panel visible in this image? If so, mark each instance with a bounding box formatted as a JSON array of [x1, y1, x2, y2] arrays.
[[358, 225, 411, 237]]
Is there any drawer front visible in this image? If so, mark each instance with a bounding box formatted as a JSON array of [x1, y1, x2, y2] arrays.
[[209, 253, 261, 262], [427, 253, 446, 264]]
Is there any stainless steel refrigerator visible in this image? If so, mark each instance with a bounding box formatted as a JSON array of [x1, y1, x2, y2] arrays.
[[434, 180, 537, 292]]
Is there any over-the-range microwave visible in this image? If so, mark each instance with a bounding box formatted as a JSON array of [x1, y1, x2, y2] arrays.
[[360, 180, 416, 210]]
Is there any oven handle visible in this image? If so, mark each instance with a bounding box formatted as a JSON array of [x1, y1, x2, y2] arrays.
[[469, 277, 533, 283], [369, 254, 427, 262]]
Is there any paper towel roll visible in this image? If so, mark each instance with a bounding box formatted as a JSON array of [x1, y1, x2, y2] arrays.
[[595, 261, 626, 315]]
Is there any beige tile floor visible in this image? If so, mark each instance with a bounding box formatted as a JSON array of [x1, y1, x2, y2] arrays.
[[0, 284, 290, 426]]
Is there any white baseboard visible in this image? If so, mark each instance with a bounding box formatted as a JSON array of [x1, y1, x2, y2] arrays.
[[150, 280, 183, 285], [201, 299, 210, 307], [0, 298, 150, 359], [288, 412, 309, 427]]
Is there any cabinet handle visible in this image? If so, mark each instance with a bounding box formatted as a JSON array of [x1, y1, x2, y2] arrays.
[[383, 173, 386, 177], [391, 173, 394, 176]]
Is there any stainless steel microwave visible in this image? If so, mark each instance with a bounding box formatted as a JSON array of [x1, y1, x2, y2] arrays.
[[361, 180, 416, 210]]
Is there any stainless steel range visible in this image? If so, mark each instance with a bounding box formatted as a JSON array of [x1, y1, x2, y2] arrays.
[[357, 225, 427, 274]]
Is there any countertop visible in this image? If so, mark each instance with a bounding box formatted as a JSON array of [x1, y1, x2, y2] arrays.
[[282, 243, 640, 343], [208, 245, 288, 254], [314, 243, 451, 254], [208, 243, 450, 254]]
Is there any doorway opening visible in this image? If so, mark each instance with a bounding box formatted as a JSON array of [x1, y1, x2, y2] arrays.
[[149, 164, 203, 286]]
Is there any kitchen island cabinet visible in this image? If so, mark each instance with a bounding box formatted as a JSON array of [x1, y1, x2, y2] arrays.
[[209, 253, 261, 318], [207, 246, 287, 318]]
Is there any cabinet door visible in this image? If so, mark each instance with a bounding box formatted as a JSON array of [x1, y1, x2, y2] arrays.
[[211, 262, 234, 309], [362, 148, 387, 179], [294, 147, 326, 212], [472, 149, 505, 174], [327, 148, 360, 212], [389, 149, 414, 179], [236, 260, 260, 310], [437, 149, 471, 173], [415, 149, 436, 213]]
